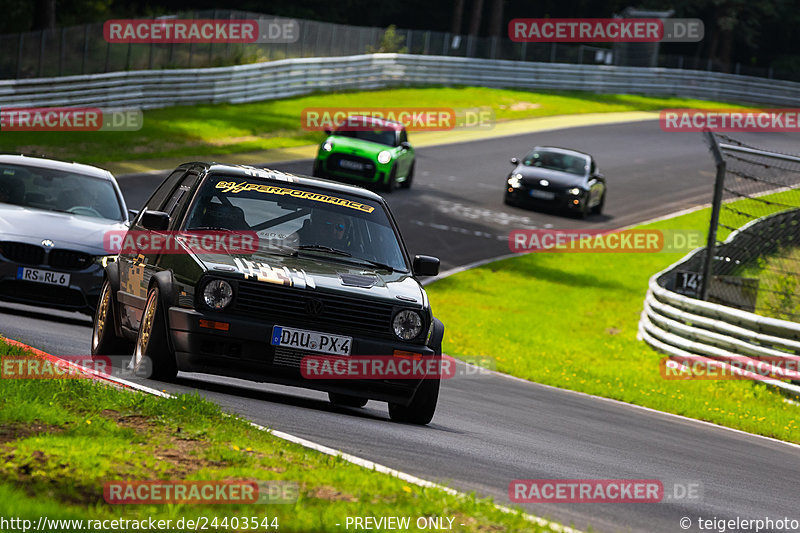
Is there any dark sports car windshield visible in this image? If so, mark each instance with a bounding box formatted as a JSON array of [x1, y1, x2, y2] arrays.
[[184, 177, 408, 272], [522, 150, 589, 177], [0, 163, 124, 221], [334, 128, 397, 147]]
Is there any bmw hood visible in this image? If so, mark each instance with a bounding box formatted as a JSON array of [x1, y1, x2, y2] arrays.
[[514, 166, 586, 189], [0, 204, 127, 255]]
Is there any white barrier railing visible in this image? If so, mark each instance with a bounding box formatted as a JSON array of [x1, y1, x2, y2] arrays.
[[3, 53, 800, 109]]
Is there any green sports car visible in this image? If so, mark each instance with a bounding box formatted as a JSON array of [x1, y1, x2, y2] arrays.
[[312, 116, 415, 192]]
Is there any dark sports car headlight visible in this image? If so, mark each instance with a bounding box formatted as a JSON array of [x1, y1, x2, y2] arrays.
[[203, 279, 233, 310], [567, 187, 581, 195], [393, 309, 423, 340]]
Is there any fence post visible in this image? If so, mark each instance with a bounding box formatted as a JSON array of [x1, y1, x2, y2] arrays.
[[38, 31, 45, 77], [82, 25, 89, 74], [59, 27, 65, 76], [423, 31, 430, 55], [16, 33, 23, 78], [701, 130, 726, 301]]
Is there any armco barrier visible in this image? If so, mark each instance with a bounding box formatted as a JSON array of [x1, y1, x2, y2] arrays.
[[639, 209, 800, 396], [3, 53, 800, 110]]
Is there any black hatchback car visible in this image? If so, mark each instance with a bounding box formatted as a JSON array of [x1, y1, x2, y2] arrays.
[[91, 162, 444, 424], [504, 146, 606, 218]]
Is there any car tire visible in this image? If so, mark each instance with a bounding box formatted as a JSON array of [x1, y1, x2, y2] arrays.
[[400, 162, 414, 189], [91, 279, 133, 366], [388, 378, 440, 425], [312, 160, 321, 178], [328, 392, 369, 408], [133, 285, 177, 381], [383, 165, 398, 193], [591, 191, 606, 215]]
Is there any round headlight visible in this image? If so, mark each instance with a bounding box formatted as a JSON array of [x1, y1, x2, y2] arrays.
[[508, 174, 522, 188], [377, 150, 392, 164], [393, 309, 423, 340], [322, 141, 333, 152], [567, 187, 581, 195], [203, 279, 233, 310]]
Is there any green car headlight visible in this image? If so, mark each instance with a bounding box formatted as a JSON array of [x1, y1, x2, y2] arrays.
[[377, 150, 392, 164], [322, 141, 333, 152]]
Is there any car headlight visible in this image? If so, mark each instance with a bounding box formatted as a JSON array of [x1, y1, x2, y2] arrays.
[[377, 150, 392, 164], [203, 279, 233, 310], [507, 174, 522, 188], [322, 141, 333, 152], [567, 187, 581, 195], [96, 255, 117, 268], [393, 309, 423, 340]]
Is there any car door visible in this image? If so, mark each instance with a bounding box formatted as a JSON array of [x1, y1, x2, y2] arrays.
[[395, 129, 413, 177], [117, 169, 191, 329]]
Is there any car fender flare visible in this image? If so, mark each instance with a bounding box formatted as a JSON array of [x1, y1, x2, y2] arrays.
[[428, 317, 445, 356], [103, 262, 124, 337], [147, 270, 177, 354]]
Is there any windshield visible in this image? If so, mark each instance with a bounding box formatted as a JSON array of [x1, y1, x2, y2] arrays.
[[184, 177, 408, 272], [333, 128, 397, 147], [523, 150, 589, 177], [0, 163, 124, 221]]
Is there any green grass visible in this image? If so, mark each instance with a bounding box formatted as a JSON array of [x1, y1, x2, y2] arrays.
[[0, 342, 562, 532], [426, 190, 800, 443], [0, 86, 750, 165], [736, 246, 800, 320]]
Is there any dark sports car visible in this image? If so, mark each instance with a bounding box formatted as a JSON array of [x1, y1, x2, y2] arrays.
[[504, 146, 606, 218], [91, 162, 444, 424], [0, 154, 129, 314]]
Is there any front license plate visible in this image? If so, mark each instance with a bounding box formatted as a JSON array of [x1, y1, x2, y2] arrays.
[[16, 267, 70, 286], [530, 189, 556, 200], [271, 326, 352, 355], [339, 160, 364, 171]]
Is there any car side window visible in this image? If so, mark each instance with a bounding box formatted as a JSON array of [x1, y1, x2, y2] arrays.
[[163, 172, 199, 224], [398, 130, 408, 145], [590, 161, 597, 175]]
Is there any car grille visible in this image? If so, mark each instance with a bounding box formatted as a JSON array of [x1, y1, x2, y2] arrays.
[[325, 154, 376, 179], [0, 241, 94, 270], [49, 249, 93, 270], [232, 280, 396, 338], [0, 242, 44, 265]]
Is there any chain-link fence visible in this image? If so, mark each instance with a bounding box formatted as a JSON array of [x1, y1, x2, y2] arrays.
[[1, 8, 796, 82], [699, 133, 800, 321]]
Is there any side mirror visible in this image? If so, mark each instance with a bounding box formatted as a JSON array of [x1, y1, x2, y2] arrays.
[[399, 141, 411, 150], [413, 255, 440, 277], [140, 210, 170, 231], [128, 209, 139, 220], [510, 157, 519, 165]]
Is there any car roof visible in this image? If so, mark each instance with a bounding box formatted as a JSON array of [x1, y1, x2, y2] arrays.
[[0, 154, 114, 180], [337, 115, 404, 131], [530, 146, 593, 160], [181, 162, 386, 202]]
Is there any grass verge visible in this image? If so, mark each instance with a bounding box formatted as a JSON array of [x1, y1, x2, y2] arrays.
[[0, 86, 749, 165], [425, 190, 800, 444], [0, 341, 562, 532]]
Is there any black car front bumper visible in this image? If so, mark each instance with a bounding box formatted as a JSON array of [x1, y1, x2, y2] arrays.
[[168, 307, 437, 405]]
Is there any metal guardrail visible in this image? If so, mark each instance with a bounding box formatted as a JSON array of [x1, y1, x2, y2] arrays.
[[639, 209, 800, 396], [3, 53, 800, 110]]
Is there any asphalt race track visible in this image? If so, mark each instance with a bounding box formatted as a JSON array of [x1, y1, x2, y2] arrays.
[[3, 119, 800, 532]]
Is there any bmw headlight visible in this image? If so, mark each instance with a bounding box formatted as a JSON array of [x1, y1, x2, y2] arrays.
[[203, 279, 233, 310], [377, 150, 392, 164], [567, 187, 581, 195], [322, 141, 333, 152], [393, 309, 423, 340], [96, 255, 117, 268], [507, 174, 522, 188]]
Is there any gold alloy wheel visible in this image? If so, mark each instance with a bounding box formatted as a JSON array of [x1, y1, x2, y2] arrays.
[[133, 289, 158, 370], [92, 281, 110, 351]]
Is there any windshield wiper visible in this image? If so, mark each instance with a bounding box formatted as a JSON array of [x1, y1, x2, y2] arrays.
[[296, 244, 353, 257], [350, 258, 397, 272]]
